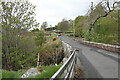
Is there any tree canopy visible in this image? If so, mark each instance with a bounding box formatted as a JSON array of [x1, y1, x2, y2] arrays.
[[1, 1, 39, 70], [41, 21, 48, 30], [73, 0, 119, 45], [55, 18, 73, 32]]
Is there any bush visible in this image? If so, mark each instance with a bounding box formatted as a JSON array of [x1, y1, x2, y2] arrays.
[[35, 31, 46, 46], [36, 38, 63, 65], [90, 16, 118, 44]]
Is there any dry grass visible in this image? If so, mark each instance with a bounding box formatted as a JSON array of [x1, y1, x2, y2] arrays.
[[74, 65, 85, 78]]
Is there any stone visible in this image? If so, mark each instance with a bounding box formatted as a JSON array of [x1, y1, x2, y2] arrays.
[[21, 68, 40, 78], [62, 58, 68, 64]]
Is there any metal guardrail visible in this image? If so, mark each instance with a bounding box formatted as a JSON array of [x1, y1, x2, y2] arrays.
[[50, 49, 76, 80]]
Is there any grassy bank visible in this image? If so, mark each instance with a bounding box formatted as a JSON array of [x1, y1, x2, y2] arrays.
[[2, 69, 26, 78], [0, 70, 2, 79], [1, 64, 62, 78], [34, 64, 62, 78]]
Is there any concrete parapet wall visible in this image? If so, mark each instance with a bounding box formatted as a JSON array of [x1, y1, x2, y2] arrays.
[[68, 36, 120, 54], [80, 40, 120, 54], [62, 41, 74, 57]]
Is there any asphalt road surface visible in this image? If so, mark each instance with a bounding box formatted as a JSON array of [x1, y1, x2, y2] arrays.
[[60, 36, 119, 78]]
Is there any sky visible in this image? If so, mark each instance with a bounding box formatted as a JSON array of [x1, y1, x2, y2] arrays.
[[28, 0, 101, 27]]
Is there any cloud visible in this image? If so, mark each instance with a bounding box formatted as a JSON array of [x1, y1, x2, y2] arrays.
[[29, 0, 100, 27]]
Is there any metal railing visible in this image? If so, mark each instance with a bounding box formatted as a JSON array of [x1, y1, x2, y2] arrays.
[[50, 49, 76, 80]]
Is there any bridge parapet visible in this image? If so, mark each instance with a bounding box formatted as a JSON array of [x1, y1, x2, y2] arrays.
[[81, 40, 120, 53], [62, 41, 74, 57], [50, 49, 77, 79]]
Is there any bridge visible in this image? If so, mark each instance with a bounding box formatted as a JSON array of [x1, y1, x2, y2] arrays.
[[51, 36, 119, 79]]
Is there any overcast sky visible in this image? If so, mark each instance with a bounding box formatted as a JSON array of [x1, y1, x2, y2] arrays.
[[28, 0, 100, 27]]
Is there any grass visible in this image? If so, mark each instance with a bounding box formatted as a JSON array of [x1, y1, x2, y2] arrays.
[[0, 69, 2, 79], [34, 64, 62, 78], [1, 64, 62, 79], [2, 69, 26, 78], [63, 33, 74, 36]]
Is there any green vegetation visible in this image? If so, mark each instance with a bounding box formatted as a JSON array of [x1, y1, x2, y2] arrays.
[[75, 10, 118, 45], [1, 1, 39, 71], [74, 16, 87, 37], [2, 64, 62, 78], [31, 28, 40, 32], [1, 0, 119, 79], [73, 1, 119, 45], [1, 32, 63, 78], [90, 14, 118, 44], [34, 64, 62, 78], [63, 32, 74, 36], [54, 1, 119, 45], [41, 21, 48, 30], [36, 34, 63, 65], [55, 19, 73, 32], [0, 70, 2, 79], [1, 1, 63, 72], [35, 31, 46, 46], [2, 69, 26, 78]]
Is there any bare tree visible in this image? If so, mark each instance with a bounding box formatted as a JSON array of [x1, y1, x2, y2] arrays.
[[87, 0, 120, 32]]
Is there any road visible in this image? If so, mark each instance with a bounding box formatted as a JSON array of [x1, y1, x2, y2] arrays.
[[60, 36, 119, 78]]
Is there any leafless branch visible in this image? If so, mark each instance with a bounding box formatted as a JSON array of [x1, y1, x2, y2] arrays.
[[89, 0, 119, 32]]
